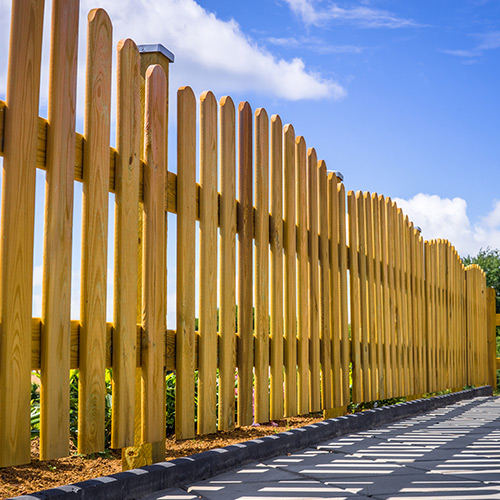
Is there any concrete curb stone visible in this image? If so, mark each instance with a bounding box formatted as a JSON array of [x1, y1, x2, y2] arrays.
[[12, 385, 493, 500]]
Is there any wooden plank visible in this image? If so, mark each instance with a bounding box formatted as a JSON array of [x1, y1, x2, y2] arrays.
[[237, 101, 254, 426], [283, 124, 297, 417], [437, 241, 445, 390], [218, 96, 236, 431], [480, 270, 488, 386], [348, 191, 362, 403], [39, 0, 79, 460], [401, 214, 410, 397], [111, 38, 141, 450], [416, 233, 425, 395], [176, 86, 197, 440], [405, 219, 414, 396], [307, 148, 321, 411], [254, 108, 270, 423], [270, 115, 284, 420], [198, 91, 218, 435], [296, 136, 309, 414], [78, 8, 112, 455], [318, 161, 332, 410], [380, 196, 392, 398], [0, 0, 44, 467], [424, 241, 431, 394], [372, 194, 384, 399], [328, 173, 341, 407], [430, 241, 438, 392], [357, 193, 370, 401], [391, 202, 402, 396], [338, 184, 350, 406], [364, 193, 376, 400], [141, 65, 167, 444]]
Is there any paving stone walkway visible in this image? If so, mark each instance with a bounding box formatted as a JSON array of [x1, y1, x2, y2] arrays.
[[142, 396, 500, 500]]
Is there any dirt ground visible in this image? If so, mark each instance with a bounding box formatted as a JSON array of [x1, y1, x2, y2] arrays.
[[0, 414, 324, 499]]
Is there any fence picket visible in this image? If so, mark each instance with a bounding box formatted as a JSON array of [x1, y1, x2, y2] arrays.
[[372, 194, 384, 399], [141, 65, 167, 445], [40, 0, 79, 460], [254, 108, 270, 423], [78, 9, 112, 455], [358, 193, 370, 401], [284, 124, 297, 417], [348, 191, 362, 403], [338, 184, 350, 406], [218, 96, 236, 431], [318, 161, 332, 409], [328, 173, 341, 407], [111, 38, 141, 449], [198, 91, 218, 435], [0, 0, 44, 467], [296, 137, 309, 414], [237, 102, 254, 426], [176, 86, 197, 440], [270, 114, 284, 420], [380, 195, 391, 398], [364, 193, 377, 399], [308, 148, 321, 411]]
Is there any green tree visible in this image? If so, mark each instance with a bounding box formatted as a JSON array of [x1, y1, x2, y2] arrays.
[[463, 247, 500, 367], [463, 247, 500, 313]]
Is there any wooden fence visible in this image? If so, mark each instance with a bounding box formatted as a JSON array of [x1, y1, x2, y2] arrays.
[[0, 0, 495, 469]]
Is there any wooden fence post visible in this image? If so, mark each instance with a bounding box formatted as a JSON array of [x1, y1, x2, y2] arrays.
[[122, 44, 173, 470]]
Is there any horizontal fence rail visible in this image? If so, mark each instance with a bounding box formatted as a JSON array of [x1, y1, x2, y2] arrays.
[[0, 0, 495, 469]]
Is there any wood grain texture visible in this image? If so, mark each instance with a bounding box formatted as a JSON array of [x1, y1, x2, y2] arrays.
[[307, 148, 321, 411], [283, 124, 297, 417], [347, 191, 362, 403], [295, 136, 309, 414], [388, 201, 399, 397], [40, 0, 78, 461], [358, 193, 371, 401], [237, 101, 254, 426], [78, 8, 112, 455], [379, 195, 392, 398], [111, 38, 140, 450], [270, 115, 284, 420], [218, 96, 236, 431], [372, 194, 384, 399], [318, 161, 332, 410], [254, 108, 270, 423], [337, 184, 350, 406], [328, 173, 341, 407], [0, 0, 44, 467], [176, 87, 196, 440], [141, 65, 166, 444], [403, 218, 413, 396], [198, 91, 218, 435], [364, 193, 376, 400]]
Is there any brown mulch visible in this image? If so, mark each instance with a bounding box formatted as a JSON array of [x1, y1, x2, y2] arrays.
[[0, 414, 324, 499]]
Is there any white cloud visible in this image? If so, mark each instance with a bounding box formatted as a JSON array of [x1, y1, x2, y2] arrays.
[[394, 193, 500, 257], [81, 0, 344, 101], [282, 0, 419, 28], [0, 0, 344, 106]]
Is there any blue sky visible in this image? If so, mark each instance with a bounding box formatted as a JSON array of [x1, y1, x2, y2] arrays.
[[0, 0, 499, 324]]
